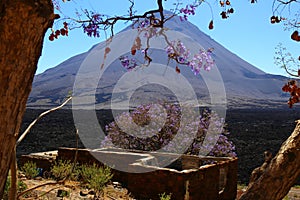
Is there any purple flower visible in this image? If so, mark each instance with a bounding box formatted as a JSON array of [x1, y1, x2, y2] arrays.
[[119, 56, 138, 70], [83, 23, 100, 37], [179, 4, 197, 20]]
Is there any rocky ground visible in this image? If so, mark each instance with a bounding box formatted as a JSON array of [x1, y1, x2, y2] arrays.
[[9, 171, 300, 200], [16, 178, 134, 200], [18, 108, 300, 185]]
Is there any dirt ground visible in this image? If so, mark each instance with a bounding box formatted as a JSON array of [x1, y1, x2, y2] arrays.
[[16, 178, 134, 200], [15, 177, 300, 200]]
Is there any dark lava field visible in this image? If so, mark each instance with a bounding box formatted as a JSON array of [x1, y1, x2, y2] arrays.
[[18, 108, 300, 184]]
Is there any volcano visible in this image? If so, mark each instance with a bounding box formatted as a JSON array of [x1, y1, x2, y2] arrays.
[[28, 12, 288, 109]]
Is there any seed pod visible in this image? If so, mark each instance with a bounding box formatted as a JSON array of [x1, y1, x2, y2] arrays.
[[175, 66, 181, 74], [228, 8, 234, 13], [291, 31, 300, 41], [289, 80, 296, 86], [105, 47, 111, 54], [63, 22, 68, 28], [282, 84, 290, 92], [220, 11, 227, 19], [270, 16, 276, 24], [55, 30, 61, 36], [208, 20, 214, 30], [131, 45, 137, 55], [60, 29, 66, 36], [49, 34, 55, 41], [135, 36, 142, 49]]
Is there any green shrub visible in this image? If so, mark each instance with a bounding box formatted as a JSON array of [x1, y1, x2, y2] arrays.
[[80, 163, 113, 194], [57, 189, 70, 198], [17, 180, 27, 192], [159, 192, 172, 200], [21, 161, 39, 179], [51, 160, 79, 181]]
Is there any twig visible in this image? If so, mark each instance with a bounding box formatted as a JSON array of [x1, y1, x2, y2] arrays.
[[282, 64, 299, 77], [107, 194, 118, 200], [16, 96, 72, 146], [36, 186, 61, 199], [17, 181, 62, 199], [276, 0, 298, 5]]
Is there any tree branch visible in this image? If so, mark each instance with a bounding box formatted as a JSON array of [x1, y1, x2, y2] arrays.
[[16, 96, 72, 146], [239, 120, 300, 200], [276, 0, 298, 5]]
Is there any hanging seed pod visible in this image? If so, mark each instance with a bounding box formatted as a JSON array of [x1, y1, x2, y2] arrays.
[[175, 66, 181, 74], [270, 16, 276, 24], [291, 31, 300, 41], [208, 20, 214, 30], [220, 11, 227, 19], [228, 8, 234, 13]]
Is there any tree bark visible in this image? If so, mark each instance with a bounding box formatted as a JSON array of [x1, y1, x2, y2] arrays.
[[0, 0, 55, 197], [239, 120, 300, 200]]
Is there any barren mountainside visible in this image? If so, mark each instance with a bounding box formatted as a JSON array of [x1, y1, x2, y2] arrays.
[[28, 13, 288, 109]]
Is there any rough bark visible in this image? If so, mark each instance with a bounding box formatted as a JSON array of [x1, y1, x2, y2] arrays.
[[0, 0, 55, 197], [239, 120, 300, 200]]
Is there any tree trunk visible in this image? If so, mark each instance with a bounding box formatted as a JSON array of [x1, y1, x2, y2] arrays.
[[0, 0, 55, 197], [239, 120, 300, 200]]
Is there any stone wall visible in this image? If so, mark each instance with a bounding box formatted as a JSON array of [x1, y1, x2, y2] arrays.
[[20, 147, 238, 200]]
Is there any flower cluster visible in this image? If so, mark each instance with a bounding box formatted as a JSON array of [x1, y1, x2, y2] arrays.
[[137, 19, 151, 29], [119, 56, 138, 70], [166, 40, 190, 63], [189, 49, 214, 73], [165, 40, 215, 75], [83, 23, 100, 37], [179, 4, 197, 21], [101, 102, 236, 157], [83, 13, 103, 37]]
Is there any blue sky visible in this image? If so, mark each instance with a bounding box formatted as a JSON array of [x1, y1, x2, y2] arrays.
[[37, 0, 299, 75]]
